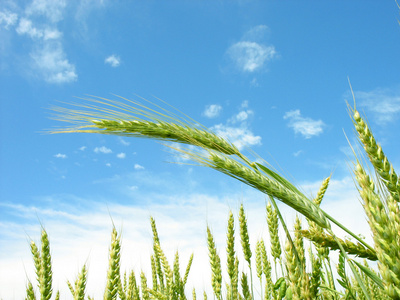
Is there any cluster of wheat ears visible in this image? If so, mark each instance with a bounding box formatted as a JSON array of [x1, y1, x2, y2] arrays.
[[23, 93, 400, 300]]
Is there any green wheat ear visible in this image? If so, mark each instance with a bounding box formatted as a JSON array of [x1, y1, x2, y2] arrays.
[[29, 229, 53, 300], [104, 227, 122, 300], [67, 264, 88, 300], [207, 226, 222, 299]]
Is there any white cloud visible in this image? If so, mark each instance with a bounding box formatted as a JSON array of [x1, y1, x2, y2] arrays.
[[106, 163, 111, 167], [6, 1, 76, 84], [94, 146, 112, 154], [54, 153, 67, 159], [105, 54, 121, 67], [117, 152, 126, 159], [227, 41, 276, 72], [211, 124, 261, 150], [203, 104, 222, 118], [30, 42, 77, 83], [229, 109, 253, 123], [354, 88, 400, 124], [242, 24, 270, 42], [79, 146, 86, 151], [134, 163, 144, 170], [16, 18, 62, 40], [0, 10, 18, 29], [225, 25, 277, 73], [16, 18, 42, 38], [284, 109, 325, 139], [26, 0, 67, 23], [118, 137, 130, 146], [293, 150, 303, 157]]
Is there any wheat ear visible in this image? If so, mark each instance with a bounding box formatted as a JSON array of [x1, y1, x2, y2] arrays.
[[67, 264, 88, 300], [241, 273, 252, 300], [30, 229, 53, 300], [150, 217, 164, 292], [207, 226, 222, 299], [352, 107, 400, 202], [183, 253, 193, 287], [285, 239, 302, 300], [49, 96, 241, 156], [104, 227, 122, 300], [140, 271, 150, 300], [26, 281, 36, 300], [300, 229, 377, 260], [201, 152, 331, 229], [355, 162, 400, 298]]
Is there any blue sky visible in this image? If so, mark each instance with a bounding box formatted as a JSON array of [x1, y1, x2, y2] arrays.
[[1, 1, 400, 298]]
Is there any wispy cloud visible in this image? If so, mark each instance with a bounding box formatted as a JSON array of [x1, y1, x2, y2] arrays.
[[16, 18, 62, 40], [94, 146, 112, 154], [54, 153, 67, 159], [134, 163, 144, 170], [4, 0, 77, 83], [203, 104, 222, 118], [226, 25, 277, 73], [284, 110, 325, 139], [354, 87, 400, 124], [30, 42, 77, 83], [105, 54, 121, 67], [26, 0, 67, 23], [0, 10, 18, 29], [118, 137, 130, 146]]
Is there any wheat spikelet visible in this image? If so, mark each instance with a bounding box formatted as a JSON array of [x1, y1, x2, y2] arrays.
[[183, 253, 194, 287], [285, 240, 301, 300], [26, 281, 36, 300], [207, 226, 222, 299], [255, 240, 263, 280], [29, 230, 53, 300], [300, 228, 377, 261], [266, 202, 281, 266], [309, 250, 322, 299], [104, 227, 121, 300], [173, 250, 183, 296], [127, 271, 140, 300], [239, 204, 252, 265], [241, 273, 251, 300], [39, 229, 53, 300], [150, 255, 158, 291], [140, 272, 150, 300], [203, 291, 208, 300], [355, 162, 400, 298], [258, 240, 274, 300], [203, 153, 331, 229], [337, 251, 356, 299], [150, 217, 164, 291], [153, 242, 173, 296], [192, 288, 197, 300], [68, 264, 87, 300], [226, 211, 236, 282], [352, 108, 400, 202]]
